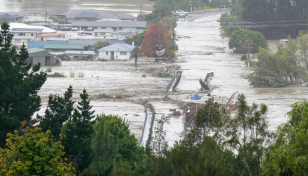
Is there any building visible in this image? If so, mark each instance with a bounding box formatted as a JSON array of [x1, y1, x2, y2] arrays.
[[0, 12, 25, 22], [51, 10, 136, 23], [44, 43, 84, 52], [36, 33, 66, 41], [98, 43, 135, 60], [50, 50, 96, 60], [26, 48, 60, 66], [28, 41, 68, 49], [68, 39, 123, 51], [71, 21, 148, 31], [12, 36, 34, 48]]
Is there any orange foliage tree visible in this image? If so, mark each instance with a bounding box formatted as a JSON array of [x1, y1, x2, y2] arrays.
[[141, 23, 172, 56]]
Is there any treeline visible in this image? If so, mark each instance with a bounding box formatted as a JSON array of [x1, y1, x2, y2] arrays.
[[221, 0, 308, 38]]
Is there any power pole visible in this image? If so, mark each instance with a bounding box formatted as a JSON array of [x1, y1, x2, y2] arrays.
[[243, 39, 253, 59], [45, 10, 47, 24], [220, 0, 222, 15], [139, 4, 143, 20], [190, 1, 192, 13]]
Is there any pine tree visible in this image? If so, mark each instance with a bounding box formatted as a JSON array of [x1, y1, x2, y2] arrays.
[[63, 88, 95, 173], [151, 116, 167, 157], [0, 22, 47, 147], [37, 85, 75, 140]]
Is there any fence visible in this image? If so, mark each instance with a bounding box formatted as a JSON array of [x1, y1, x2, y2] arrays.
[[138, 105, 148, 146]]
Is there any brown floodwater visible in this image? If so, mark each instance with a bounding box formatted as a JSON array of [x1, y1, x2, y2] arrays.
[[0, 0, 154, 21]]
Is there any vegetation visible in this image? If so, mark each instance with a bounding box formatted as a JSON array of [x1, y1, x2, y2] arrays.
[[0, 122, 76, 175], [229, 29, 268, 53], [93, 41, 111, 52], [0, 22, 47, 147], [141, 23, 171, 56], [124, 31, 146, 46], [47, 72, 65, 77], [132, 46, 141, 70], [142, 74, 146, 78], [221, 0, 308, 38], [46, 67, 52, 72], [247, 36, 308, 87]]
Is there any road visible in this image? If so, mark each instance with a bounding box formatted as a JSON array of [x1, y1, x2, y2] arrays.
[[179, 9, 229, 22]]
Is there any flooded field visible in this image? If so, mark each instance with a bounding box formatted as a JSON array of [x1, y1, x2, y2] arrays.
[[0, 0, 154, 21]]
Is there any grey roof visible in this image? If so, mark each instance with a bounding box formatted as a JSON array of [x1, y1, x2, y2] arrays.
[[47, 37, 70, 41], [97, 12, 120, 20], [115, 13, 136, 20], [0, 12, 25, 17], [68, 39, 123, 45], [13, 36, 34, 39], [75, 12, 97, 18], [98, 43, 134, 52], [0, 13, 15, 19], [11, 28, 43, 32], [28, 48, 46, 53], [72, 21, 148, 28]]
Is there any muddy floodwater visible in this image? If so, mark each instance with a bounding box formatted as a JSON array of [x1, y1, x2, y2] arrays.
[[0, 0, 154, 21], [176, 14, 308, 131]]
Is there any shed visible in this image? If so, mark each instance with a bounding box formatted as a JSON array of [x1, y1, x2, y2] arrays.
[[26, 48, 60, 66], [98, 43, 135, 60]]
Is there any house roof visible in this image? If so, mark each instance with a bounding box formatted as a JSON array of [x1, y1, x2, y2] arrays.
[[71, 21, 148, 28], [28, 48, 54, 57], [29, 41, 68, 49], [44, 44, 84, 50], [36, 33, 66, 37], [28, 48, 46, 53], [50, 50, 95, 55], [0, 13, 15, 19], [47, 37, 70, 41], [115, 13, 136, 20], [98, 43, 135, 52], [13, 36, 34, 39], [93, 29, 114, 33], [75, 12, 97, 18], [0, 12, 25, 17], [11, 28, 44, 32], [68, 39, 123, 45]]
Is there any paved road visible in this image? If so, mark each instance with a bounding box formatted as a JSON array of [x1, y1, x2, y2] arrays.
[[179, 9, 229, 22]]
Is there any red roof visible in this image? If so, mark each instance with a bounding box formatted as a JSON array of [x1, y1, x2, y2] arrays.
[[37, 33, 66, 37]]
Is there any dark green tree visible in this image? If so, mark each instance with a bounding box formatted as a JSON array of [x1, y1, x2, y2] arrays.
[[63, 88, 95, 173], [132, 46, 141, 70], [37, 85, 75, 140], [93, 41, 110, 52], [0, 22, 47, 147], [124, 31, 146, 47]]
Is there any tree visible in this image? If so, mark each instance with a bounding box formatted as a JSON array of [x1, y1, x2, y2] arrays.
[[247, 36, 308, 87], [153, 1, 172, 19], [0, 22, 47, 147], [141, 23, 171, 56], [151, 116, 168, 157], [299, 31, 308, 69], [0, 121, 75, 175], [132, 46, 141, 70], [63, 88, 95, 173], [85, 114, 145, 176], [93, 41, 110, 52], [228, 29, 268, 53], [124, 31, 146, 46], [262, 100, 308, 175], [220, 94, 271, 176], [37, 85, 75, 140]]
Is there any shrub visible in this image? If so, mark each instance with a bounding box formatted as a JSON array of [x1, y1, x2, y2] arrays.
[[142, 74, 146, 78], [46, 67, 52, 72], [78, 72, 85, 78], [47, 72, 65, 78], [241, 54, 247, 60], [70, 71, 75, 78], [245, 59, 255, 67], [229, 29, 268, 53]]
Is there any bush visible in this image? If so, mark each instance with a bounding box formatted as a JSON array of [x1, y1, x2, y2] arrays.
[[46, 67, 52, 72], [229, 29, 268, 53], [142, 74, 146, 78], [78, 72, 85, 78], [70, 71, 75, 78], [47, 72, 65, 78], [241, 54, 247, 60], [245, 59, 255, 67]]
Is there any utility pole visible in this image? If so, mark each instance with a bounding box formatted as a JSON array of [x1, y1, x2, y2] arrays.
[[45, 10, 47, 24], [243, 39, 253, 59], [190, 1, 192, 13], [220, 0, 222, 15], [139, 4, 143, 20]]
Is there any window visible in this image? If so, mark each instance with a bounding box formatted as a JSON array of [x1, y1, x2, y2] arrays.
[[106, 52, 108, 55], [18, 33, 25, 36], [120, 52, 127, 55], [15, 39, 21, 42], [31, 33, 33, 36]]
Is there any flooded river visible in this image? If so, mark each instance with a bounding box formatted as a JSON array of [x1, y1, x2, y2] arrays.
[[176, 14, 308, 131], [0, 0, 154, 21]]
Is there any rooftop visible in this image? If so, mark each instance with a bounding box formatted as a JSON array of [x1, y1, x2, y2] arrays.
[[68, 39, 123, 45], [37, 33, 66, 37], [0, 12, 25, 17], [44, 44, 84, 50], [98, 43, 135, 52], [93, 29, 115, 33], [71, 21, 148, 28]]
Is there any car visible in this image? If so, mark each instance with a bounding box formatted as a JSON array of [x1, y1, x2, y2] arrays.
[[176, 10, 188, 16], [177, 12, 186, 18]]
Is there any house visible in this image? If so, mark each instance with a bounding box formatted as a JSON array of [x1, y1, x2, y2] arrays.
[[44, 43, 84, 52], [71, 21, 148, 31], [26, 48, 60, 66], [98, 43, 135, 60], [35, 33, 66, 41], [0, 12, 25, 22], [12, 36, 34, 48], [28, 41, 68, 49], [68, 39, 123, 51], [51, 10, 136, 23], [8, 23, 56, 37], [50, 50, 96, 60]]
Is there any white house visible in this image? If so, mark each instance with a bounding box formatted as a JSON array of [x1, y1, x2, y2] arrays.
[[98, 43, 135, 60]]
